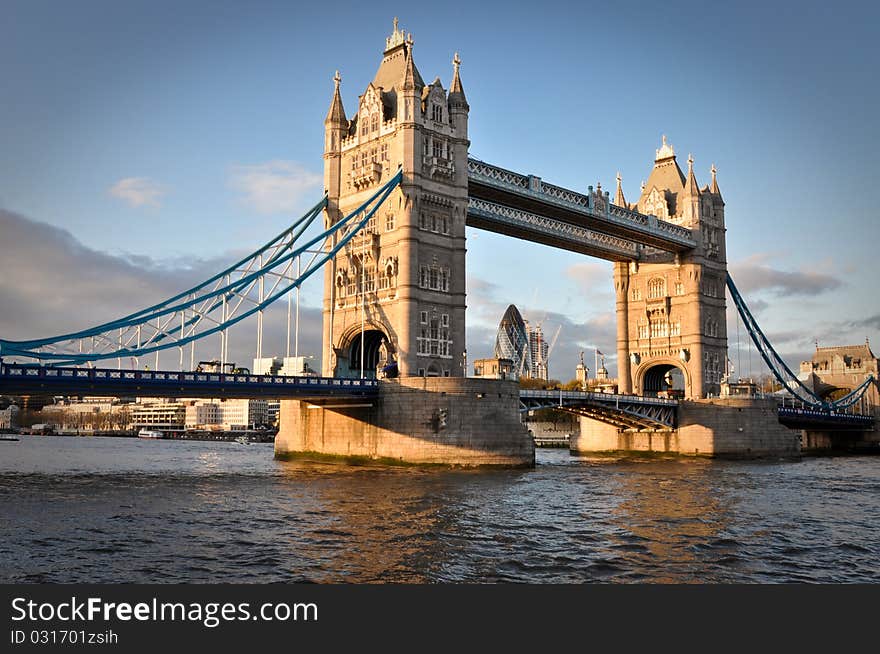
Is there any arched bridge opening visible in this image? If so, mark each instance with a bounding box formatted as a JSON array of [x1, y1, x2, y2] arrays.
[[642, 364, 685, 399]]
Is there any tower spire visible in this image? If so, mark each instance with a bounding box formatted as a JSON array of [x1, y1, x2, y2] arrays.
[[448, 51, 468, 108], [324, 70, 347, 125], [385, 16, 406, 52], [684, 153, 700, 197], [614, 171, 627, 207], [402, 34, 419, 90], [655, 134, 675, 161], [710, 163, 720, 194]]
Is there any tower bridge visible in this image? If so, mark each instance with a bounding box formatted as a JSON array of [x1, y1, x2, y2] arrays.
[[0, 19, 876, 464]]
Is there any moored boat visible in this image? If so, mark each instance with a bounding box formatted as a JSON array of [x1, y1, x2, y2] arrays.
[[137, 429, 164, 439]]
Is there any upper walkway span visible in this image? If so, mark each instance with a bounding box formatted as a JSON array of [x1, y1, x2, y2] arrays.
[[466, 158, 697, 259]]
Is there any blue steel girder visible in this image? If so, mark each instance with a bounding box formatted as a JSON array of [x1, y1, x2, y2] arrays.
[[519, 389, 678, 430], [466, 158, 697, 256], [0, 363, 379, 401], [776, 406, 876, 430], [726, 273, 876, 411]]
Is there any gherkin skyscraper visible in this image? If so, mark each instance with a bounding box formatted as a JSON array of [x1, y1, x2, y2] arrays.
[[494, 305, 531, 377]]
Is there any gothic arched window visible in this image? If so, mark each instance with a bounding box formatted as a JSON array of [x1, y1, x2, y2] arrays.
[[648, 278, 666, 299]]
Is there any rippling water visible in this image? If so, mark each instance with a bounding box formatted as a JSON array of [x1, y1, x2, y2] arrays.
[[1, 435, 878, 583]]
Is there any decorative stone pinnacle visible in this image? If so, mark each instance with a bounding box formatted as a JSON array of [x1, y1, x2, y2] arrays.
[[616, 171, 622, 186], [711, 163, 717, 177], [453, 52, 461, 71], [333, 70, 341, 88], [687, 154, 694, 170], [656, 134, 675, 160], [385, 17, 406, 50]]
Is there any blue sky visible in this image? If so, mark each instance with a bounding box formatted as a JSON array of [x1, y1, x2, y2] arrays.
[[1, 0, 878, 379]]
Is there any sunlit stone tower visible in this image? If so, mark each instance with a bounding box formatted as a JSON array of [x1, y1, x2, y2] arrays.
[[322, 19, 470, 379], [613, 137, 728, 399]]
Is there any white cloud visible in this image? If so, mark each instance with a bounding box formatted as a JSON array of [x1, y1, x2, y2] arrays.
[[108, 177, 166, 208], [230, 160, 322, 214], [565, 261, 613, 300], [0, 209, 325, 370], [730, 254, 842, 297]]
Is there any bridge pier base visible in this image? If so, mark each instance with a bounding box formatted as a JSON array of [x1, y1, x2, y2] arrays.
[[571, 398, 800, 458], [801, 410, 880, 454], [274, 377, 535, 467]]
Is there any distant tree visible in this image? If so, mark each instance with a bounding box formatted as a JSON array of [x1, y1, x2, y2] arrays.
[[518, 377, 563, 390]]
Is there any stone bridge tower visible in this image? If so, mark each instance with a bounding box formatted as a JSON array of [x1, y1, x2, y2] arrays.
[[322, 19, 470, 379], [613, 136, 728, 399]]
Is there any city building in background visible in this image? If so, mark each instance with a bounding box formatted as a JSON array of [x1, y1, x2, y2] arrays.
[[0, 404, 19, 429], [40, 396, 133, 433], [799, 340, 879, 405], [494, 305, 531, 379], [183, 399, 270, 431], [131, 402, 186, 432], [253, 356, 318, 376], [473, 357, 516, 380], [528, 325, 550, 381], [493, 305, 559, 380]]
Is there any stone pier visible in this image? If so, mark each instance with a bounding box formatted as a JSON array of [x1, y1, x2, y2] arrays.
[[571, 397, 800, 458], [275, 377, 534, 467], [801, 407, 880, 454]]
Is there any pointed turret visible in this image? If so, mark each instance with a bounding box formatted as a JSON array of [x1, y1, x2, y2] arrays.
[[324, 70, 347, 126], [679, 154, 702, 225], [614, 172, 627, 208], [402, 34, 420, 91], [684, 154, 700, 197], [448, 52, 469, 110], [398, 33, 422, 124], [709, 163, 722, 199]]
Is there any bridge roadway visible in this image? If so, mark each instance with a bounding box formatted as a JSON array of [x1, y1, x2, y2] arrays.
[[520, 388, 876, 432], [520, 388, 679, 429], [0, 363, 377, 401], [1, 364, 873, 431], [466, 158, 697, 260]]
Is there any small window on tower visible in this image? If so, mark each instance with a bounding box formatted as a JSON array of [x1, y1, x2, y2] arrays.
[[370, 113, 379, 133], [432, 104, 443, 122]]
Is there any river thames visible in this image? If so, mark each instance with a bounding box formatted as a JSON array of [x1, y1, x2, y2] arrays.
[[1, 435, 878, 583]]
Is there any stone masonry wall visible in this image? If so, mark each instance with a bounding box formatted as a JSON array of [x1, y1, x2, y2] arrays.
[[571, 397, 800, 457], [275, 377, 534, 467]]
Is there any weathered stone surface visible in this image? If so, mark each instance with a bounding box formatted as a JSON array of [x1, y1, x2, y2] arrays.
[[275, 377, 534, 467], [571, 397, 800, 458]]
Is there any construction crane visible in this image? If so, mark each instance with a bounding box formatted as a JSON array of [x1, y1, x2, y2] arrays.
[[545, 325, 562, 378]]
